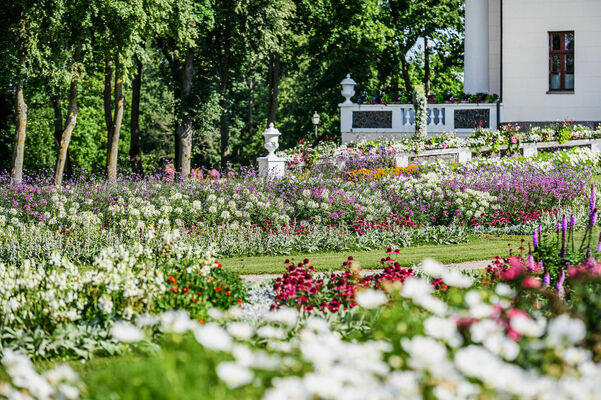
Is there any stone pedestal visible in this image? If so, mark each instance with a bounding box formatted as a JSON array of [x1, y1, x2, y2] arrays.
[[458, 148, 472, 163], [257, 123, 286, 178], [395, 153, 410, 167], [258, 156, 285, 178], [522, 143, 538, 158]]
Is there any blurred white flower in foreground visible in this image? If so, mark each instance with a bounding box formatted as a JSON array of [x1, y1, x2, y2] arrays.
[[111, 321, 145, 343], [216, 362, 253, 388], [355, 289, 387, 309]]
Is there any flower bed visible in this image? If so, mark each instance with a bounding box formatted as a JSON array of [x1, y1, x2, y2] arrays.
[[0, 154, 590, 264], [6, 223, 601, 399], [0, 241, 245, 359], [283, 123, 601, 164]]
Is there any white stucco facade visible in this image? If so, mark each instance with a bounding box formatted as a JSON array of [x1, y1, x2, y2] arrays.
[[465, 0, 601, 123]]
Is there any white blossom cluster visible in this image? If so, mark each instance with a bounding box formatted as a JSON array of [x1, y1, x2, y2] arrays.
[[0, 349, 82, 400], [0, 245, 166, 327]]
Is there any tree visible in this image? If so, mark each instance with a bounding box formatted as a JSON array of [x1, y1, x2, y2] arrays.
[[155, 0, 213, 178], [37, 0, 93, 185], [207, 0, 293, 169], [129, 56, 143, 174], [3, 1, 43, 184], [92, 0, 147, 180]]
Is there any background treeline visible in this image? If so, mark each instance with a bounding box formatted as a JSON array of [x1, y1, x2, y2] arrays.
[[0, 0, 463, 181]]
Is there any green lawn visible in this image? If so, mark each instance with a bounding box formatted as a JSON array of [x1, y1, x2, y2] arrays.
[[221, 235, 528, 274]]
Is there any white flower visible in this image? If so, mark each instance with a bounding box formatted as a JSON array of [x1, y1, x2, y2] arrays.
[[510, 314, 546, 338], [421, 258, 472, 288], [495, 283, 515, 297], [160, 310, 196, 334], [257, 325, 286, 340], [111, 321, 145, 343], [401, 277, 433, 298], [264, 377, 311, 400], [424, 316, 461, 345], [546, 315, 586, 347], [227, 322, 254, 341], [355, 289, 387, 309], [483, 333, 520, 361], [421, 258, 445, 276], [264, 307, 299, 327], [216, 362, 253, 389], [194, 322, 232, 351]]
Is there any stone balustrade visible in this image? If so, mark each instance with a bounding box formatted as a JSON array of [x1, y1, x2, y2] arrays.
[[339, 74, 498, 144]]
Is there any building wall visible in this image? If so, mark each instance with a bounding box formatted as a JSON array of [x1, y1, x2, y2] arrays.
[[502, 0, 601, 123], [488, 0, 501, 95]]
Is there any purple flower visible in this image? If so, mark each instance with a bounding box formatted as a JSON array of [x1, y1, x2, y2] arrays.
[[532, 230, 538, 249], [569, 215, 575, 227], [543, 271, 551, 287], [527, 253, 535, 271], [556, 222, 561, 233], [562, 215, 567, 235], [555, 269, 565, 292], [591, 210, 598, 227], [590, 184, 596, 213]]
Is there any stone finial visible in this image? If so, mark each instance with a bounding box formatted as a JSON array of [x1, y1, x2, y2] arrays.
[[340, 74, 356, 105], [262, 122, 281, 157]]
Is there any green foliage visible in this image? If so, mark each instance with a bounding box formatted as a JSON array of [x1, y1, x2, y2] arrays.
[[83, 335, 263, 400], [0, 0, 465, 171], [156, 264, 247, 320]]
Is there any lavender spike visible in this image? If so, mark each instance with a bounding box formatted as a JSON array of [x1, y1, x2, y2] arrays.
[[555, 269, 565, 291]]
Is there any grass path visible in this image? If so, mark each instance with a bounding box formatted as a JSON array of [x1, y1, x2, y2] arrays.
[[221, 234, 527, 274]]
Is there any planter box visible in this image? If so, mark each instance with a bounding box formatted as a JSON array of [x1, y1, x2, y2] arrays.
[[393, 138, 601, 167]]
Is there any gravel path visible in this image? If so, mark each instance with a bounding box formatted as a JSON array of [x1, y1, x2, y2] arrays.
[[241, 258, 492, 284]]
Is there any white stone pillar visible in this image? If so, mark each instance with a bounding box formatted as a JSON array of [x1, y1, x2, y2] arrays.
[[464, 0, 489, 93]]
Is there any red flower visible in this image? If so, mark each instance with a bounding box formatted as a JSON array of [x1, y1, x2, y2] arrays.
[[215, 286, 221, 292], [183, 287, 189, 293], [168, 276, 177, 284], [170, 286, 178, 293]]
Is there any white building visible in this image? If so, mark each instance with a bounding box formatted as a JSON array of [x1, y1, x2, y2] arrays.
[[465, 0, 601, 127]]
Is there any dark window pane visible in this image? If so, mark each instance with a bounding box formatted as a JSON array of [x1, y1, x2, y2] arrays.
[[552, 33, 561, 50], [566, 55, 574, 73], [552, 55, 561, 72], [565, 33, 574, 50]]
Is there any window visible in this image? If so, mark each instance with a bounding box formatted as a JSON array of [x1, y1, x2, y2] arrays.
[[549, 32, 574, 91]]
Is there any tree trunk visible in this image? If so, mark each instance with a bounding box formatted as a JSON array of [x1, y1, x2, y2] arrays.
[[267, 52, 280, 124], [219, 29, 231, 170], [49, 90, 72, 177], [424, 38, 431, 96], [129, 57, 143, 174], [10, 78, 27, 184], [248, 75, 254, 138], [400, 52, 413, 93], [103, 58, 113, 141], [54, 77, 78, 186], [174, 50, 194, 179], [107, 57, 124, 180], [50, 91, 63, 146]]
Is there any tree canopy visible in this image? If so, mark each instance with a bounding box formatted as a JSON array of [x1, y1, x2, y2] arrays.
[[0, 0, 464, 177]]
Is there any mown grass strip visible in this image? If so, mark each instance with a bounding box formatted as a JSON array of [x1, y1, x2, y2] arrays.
[[221, 235, 528, 274]]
